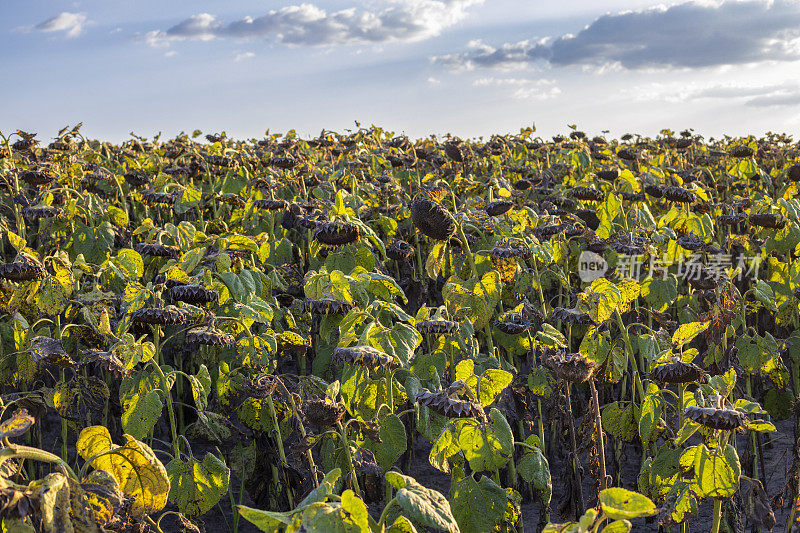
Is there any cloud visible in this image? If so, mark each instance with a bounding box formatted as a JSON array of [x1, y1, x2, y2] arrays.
[[472, 77, 561, 100], [144, 0, 482, 48], [434, 0, 800, 71], [35, 12, 88, 38], [235, 51, 256, 62], [627, 81, 800, 107]]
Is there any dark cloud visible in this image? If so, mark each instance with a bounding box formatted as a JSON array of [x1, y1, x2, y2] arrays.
[[434, 0, 800, 70], [145, 1, 481, 48]]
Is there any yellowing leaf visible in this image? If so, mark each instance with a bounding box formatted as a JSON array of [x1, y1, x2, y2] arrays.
[[166, 453, 230, 516], [76, 426, 170, 517], [671, 322, 708, 347]]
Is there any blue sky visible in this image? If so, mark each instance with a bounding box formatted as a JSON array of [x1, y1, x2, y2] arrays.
[[3, 0, 800, 142]]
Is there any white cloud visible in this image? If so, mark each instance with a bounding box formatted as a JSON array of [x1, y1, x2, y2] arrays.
[[35, 12, 88, 38], [235, 51, 256, 62], [434, 0, 800, 71], [625, 80, 800, 107], [143, 0, 483, 48], [473, 77, 560, 100]]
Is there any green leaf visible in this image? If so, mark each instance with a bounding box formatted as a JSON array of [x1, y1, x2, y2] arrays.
[[177, 247, 206, 276], [368, 322, 421, 368], [442, 271, 501, 330], [70, 221, 115, 265], [121, 390, 163, 440], [579, 278, 621, 324], [642, 276, 678, 312], [516, 437, 551, 505], [680, 444, 741, 498], [361, 414, 407, 471], [115, 249, 144, 279], [454, 360, 512, 408], [386, 516, 418, 533], [708, 369, 737, 398], [452, 408, 513, 472], [602, 402, 637, 443], [639, 387, 663, 446], [429, 426, 460, 474], [599, 487, 657, 520], [603, 520, 633, 533], [597, 193, 622, 239], [450, 475, 506, 533], [236, 506, 292, 532], [385, 472, 459, 532], [166, 453, 230, 516]]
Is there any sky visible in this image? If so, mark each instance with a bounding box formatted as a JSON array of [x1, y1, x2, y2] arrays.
[[2, 0, 800, 142]]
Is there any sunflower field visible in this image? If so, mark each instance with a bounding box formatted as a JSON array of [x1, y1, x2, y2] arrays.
[[0, 124, 798, 532]]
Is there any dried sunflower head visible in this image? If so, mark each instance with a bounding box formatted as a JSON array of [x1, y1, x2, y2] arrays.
[[269, 156, 298, 170], [717, 214, 746, 226], [304, 299, 353, 315], [416, 319, 459, 336], [542, 349, 598, 383], [410, 196, 456, 241], [416, 381, 485, 420], [748, 213, 784, 229], [684, 405, 744, 430], [491, 241, 530, 260], [644, 184, 664, 198], [386, 240, 414, 262], [166, 285, 219, 305], [130, 306, 186, 326], [676, 234, 706, 251], [254, 199, 288, 211], [186, 327, 235, 346], [123, 171, 150, 187], [495, 313, 529, 335], [596, 170, 619, 181], [787, 163, 800, 182], [333, 345, 397, 370], [314, 221, 360, 246], [303, 398, 345, 427], [22, 206, 62, 220], [141, 191, 174, 206], [443, 142, 465, 163], [0, 259, 45, 282], [571, 187, 605, 202], [551, 307, 593, 325], [19, 170, 54, 186], [729, 146, 754, 158], [134, 243, 181, 259], [663, 186, 694, 204], [649, 361, 705, 384], [485, 200, 513, 216]]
